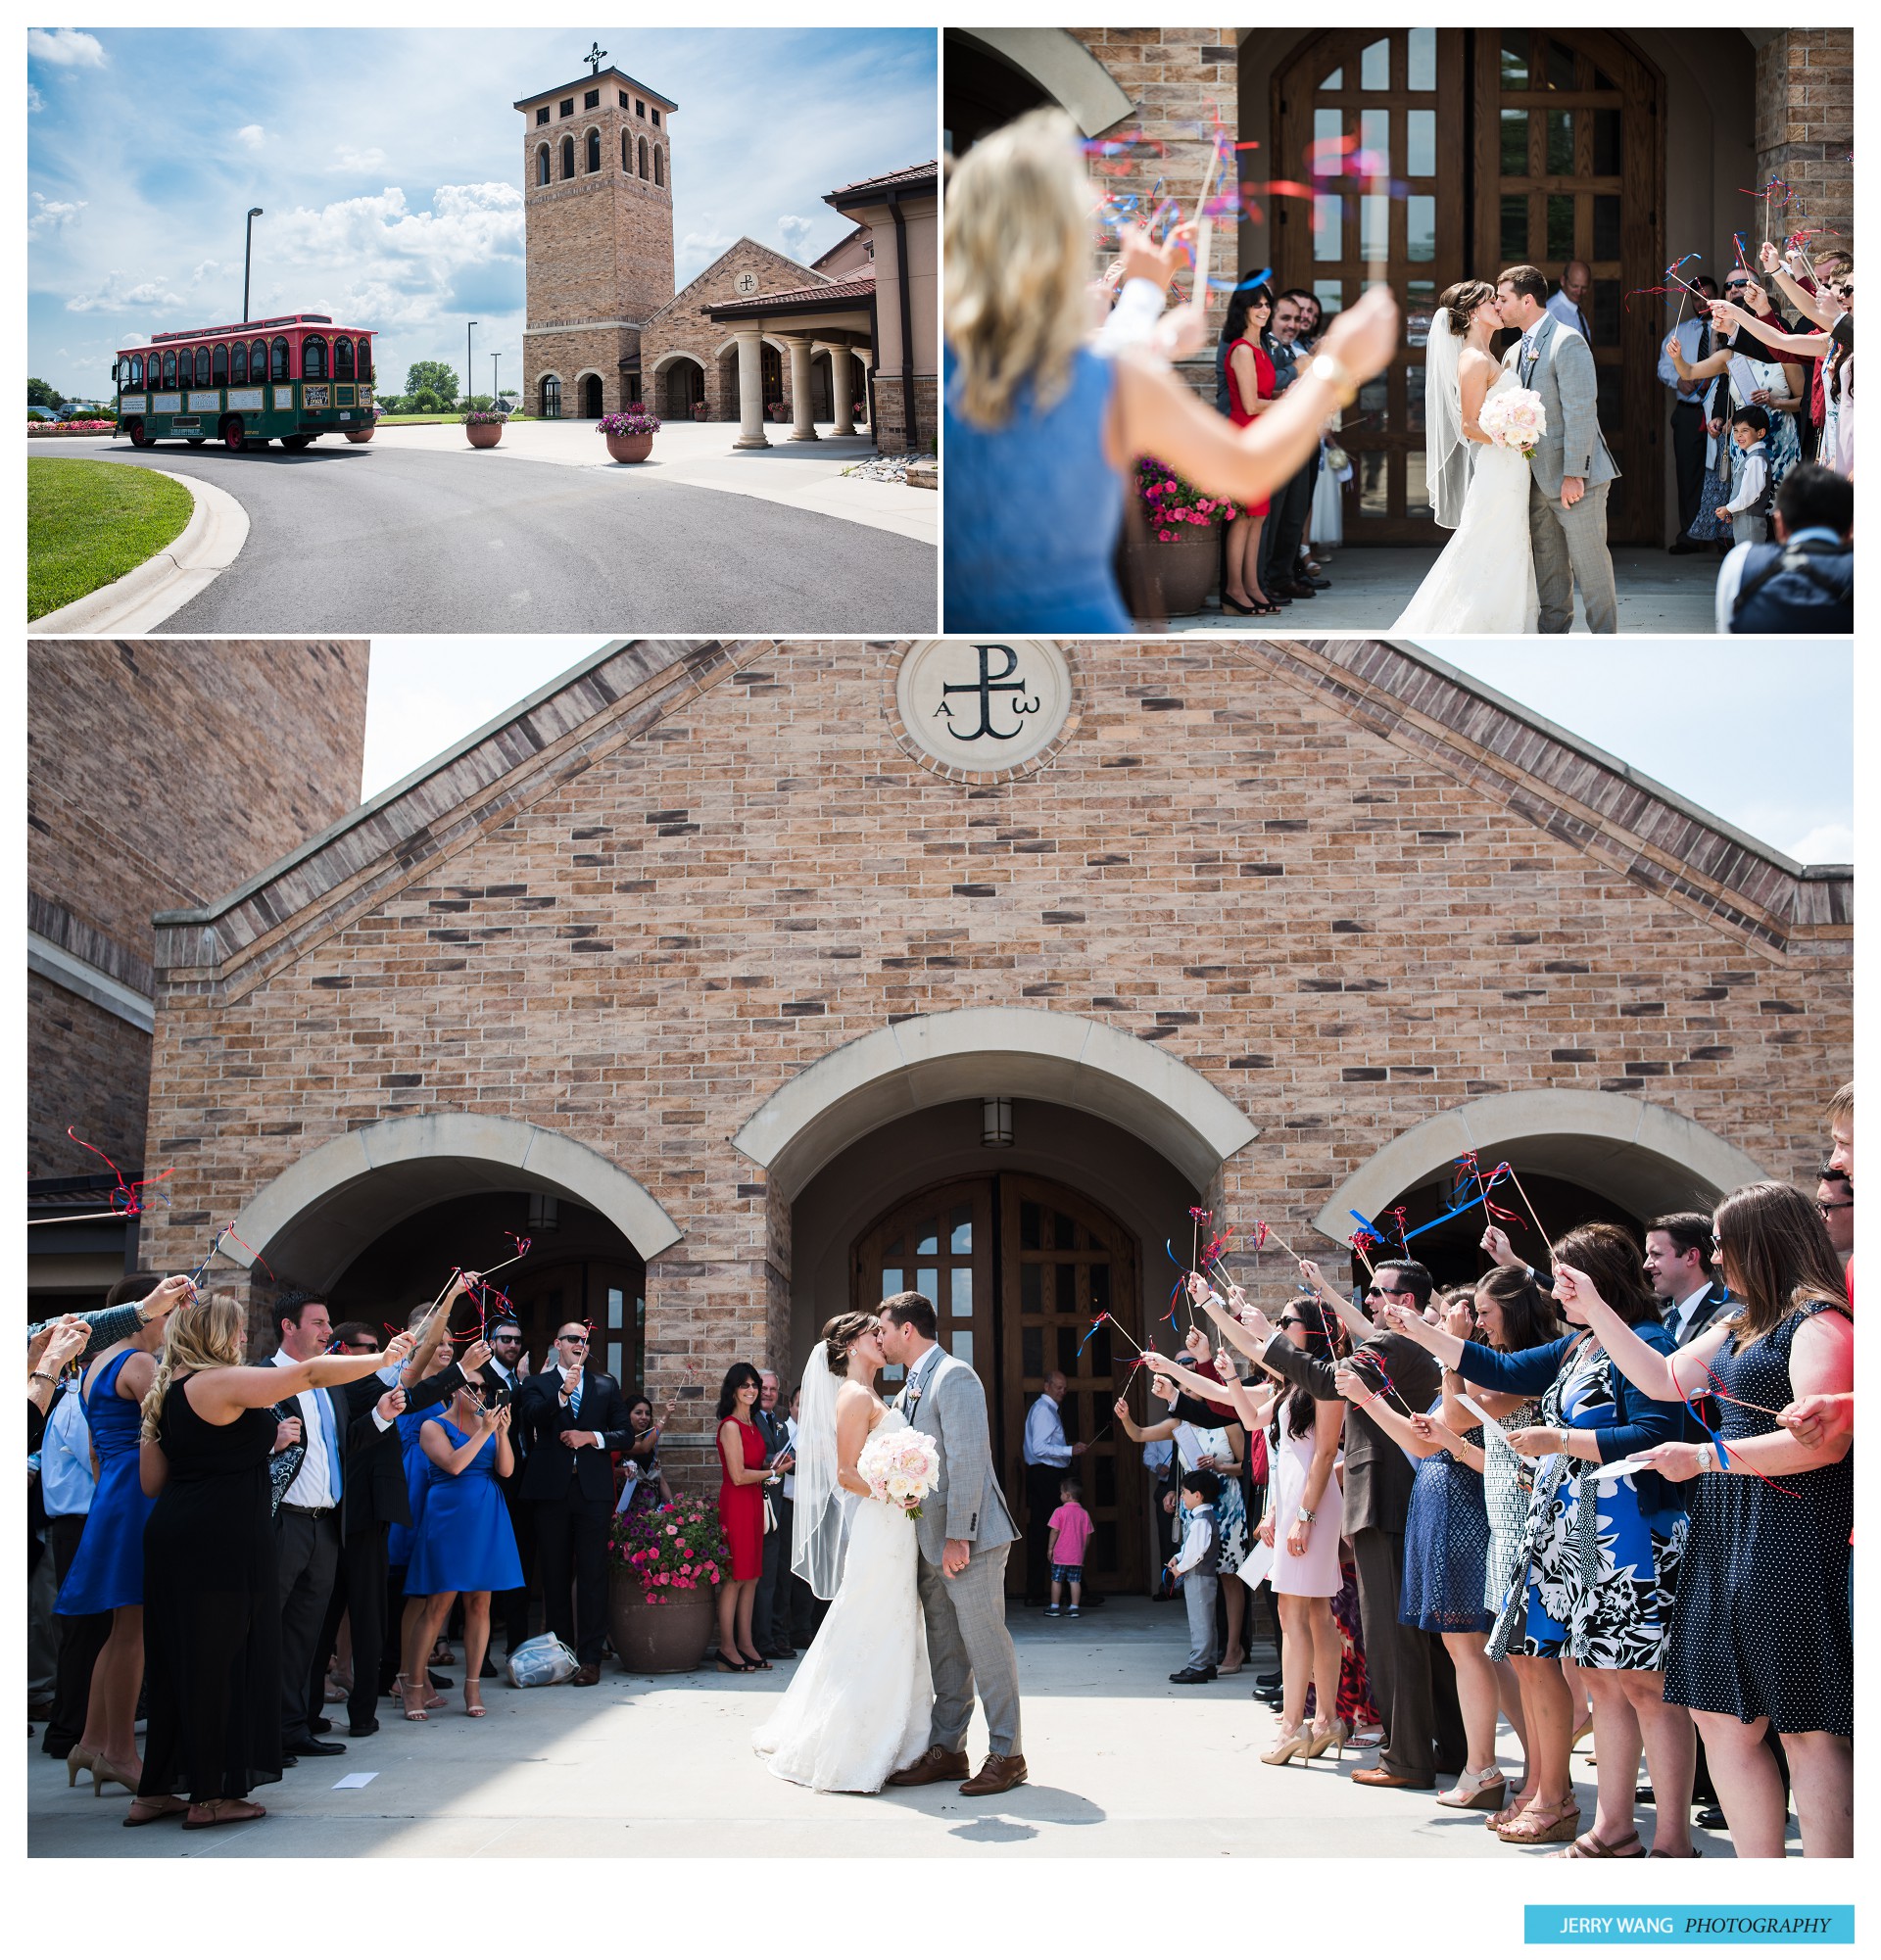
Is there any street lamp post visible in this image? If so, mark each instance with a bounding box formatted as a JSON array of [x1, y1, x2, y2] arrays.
[[467, 321, 477, 410], [492, 353, 501, 410], [242, 208, 265, 323]]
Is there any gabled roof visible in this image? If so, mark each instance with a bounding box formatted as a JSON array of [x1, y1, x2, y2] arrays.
[[513, 66, 676, 113], [646, 239, 828, 325], [708, 273, 875, 321], [828, 161, 937, 200]]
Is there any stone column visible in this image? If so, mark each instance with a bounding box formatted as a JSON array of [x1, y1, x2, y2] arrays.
[[784, 335, 819, 442], [816, 344, 855, 436], [855, 350, 873, 426], [733, 329, 770, 450]]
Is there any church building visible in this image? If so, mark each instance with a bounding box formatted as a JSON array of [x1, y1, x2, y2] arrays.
[[123, 639, 1851, 1600]]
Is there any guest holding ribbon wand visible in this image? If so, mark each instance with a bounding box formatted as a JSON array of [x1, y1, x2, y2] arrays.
[[1547, 1181, 1852, 1860], [943, 107, 1399, 632], [1382, 1222, 1698, 1855]]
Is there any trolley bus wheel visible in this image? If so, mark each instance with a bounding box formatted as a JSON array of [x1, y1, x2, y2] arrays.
[[125, 419, 149, 448], [221, 416, 248, 454], [281, 434, 314, 452]]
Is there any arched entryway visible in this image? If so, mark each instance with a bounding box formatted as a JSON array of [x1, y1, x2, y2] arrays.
[[538, 374, 562, 419], [716, 339, 786, 421], [660, 356, 704, 419], [580, 373, 604, 419], [851, 1171, 1141, 1599], [810, 350, 834, 423], [1268, 26, 1664, 543], [943, 26, 1133, 155]]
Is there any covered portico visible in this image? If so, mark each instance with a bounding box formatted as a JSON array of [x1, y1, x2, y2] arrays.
[[706, 275, 874, 451]]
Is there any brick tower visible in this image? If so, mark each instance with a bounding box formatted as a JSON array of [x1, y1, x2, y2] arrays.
[[515, 53, 677, 418]]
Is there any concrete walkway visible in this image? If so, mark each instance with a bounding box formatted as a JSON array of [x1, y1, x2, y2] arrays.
[[1156, 545, 1720, 634], [369, 417, 937, 546], [26, 1600, 1747, 1860]]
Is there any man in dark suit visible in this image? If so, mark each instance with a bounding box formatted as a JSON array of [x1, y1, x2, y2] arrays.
[[480, 1315, 535, 1654], [1644, 1213, 1733, 1345], [310, 1282, 489, 1738], [1245, 1260, 1465, 1791], [749, 1368, 795, 1659], [515, 1321, 630, 1684]]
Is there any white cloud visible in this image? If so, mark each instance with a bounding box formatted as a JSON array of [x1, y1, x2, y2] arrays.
[[26, 28, 107, 68], [28, 193, 85, 236], [66, 271, 188, 313], [1780, 824, 1855, 866], [236, 123, 265, 149], [331, 143, 388, 171], [27, 83, 45, 112], [777, 214, 813, 256]]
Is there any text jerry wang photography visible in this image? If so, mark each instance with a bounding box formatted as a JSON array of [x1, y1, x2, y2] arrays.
[[23, 635, 1855, 1877]]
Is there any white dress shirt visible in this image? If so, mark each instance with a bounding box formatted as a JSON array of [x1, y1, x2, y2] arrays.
[[270, 1349, 338, 1509], [1546, 288, 1591, 342], [1667, 1279, 1717, 1346], [1658, 315, 1712, 400], [1023, 1392, 1073, 1468], [40, 1384, 96, 1517]]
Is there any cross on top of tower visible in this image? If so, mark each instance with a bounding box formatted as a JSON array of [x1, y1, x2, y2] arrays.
[[585, 41, 606, 76]]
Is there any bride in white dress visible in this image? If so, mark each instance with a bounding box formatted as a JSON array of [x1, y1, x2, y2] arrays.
[[752, 1312, 932, 1793], [1393, 282, 1539, 633]]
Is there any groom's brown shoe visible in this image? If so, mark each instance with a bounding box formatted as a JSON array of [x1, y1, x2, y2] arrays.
[[959, 1752, 1029, 1796], [885, 1745, 971, 1788]]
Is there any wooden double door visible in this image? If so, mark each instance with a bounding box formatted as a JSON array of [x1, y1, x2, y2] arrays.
[[1272, 26, 1664, 544], [852, 1173, 1142, 1597]]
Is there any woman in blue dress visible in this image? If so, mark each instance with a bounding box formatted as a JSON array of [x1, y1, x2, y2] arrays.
[[1390, 1223, 1698, 1857], [1558, 1180, 1854, 1861], [405, 1382, 523, 1717], [941, 108, 1399, 633], [56, 1311, 168, 1793]]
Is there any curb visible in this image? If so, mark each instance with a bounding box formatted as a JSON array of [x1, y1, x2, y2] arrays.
[[30, 462, 251, 634]]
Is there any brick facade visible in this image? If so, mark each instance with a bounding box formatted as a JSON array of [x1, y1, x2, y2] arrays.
[[642, 238, 826, 422], [1755, 29, 1854, 247], [518, 68, 677, 416], [26, 639, 368, 1184], [871, 372, 935, 454], [135, 639, 1850, 1471]]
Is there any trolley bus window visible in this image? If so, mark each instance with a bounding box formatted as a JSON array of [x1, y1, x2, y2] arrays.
[[212, 343, 228, 387], [252, 339, 268, 382], [193, 348, 211, 387], [163, 350, 177, 388], [270, 337, 289, 382], [231, 342, 247, 385], [335, 336, 355, 381], [358, 338, 372, 381], [303, 335, 328, 381], [129, 355, 144, 387]]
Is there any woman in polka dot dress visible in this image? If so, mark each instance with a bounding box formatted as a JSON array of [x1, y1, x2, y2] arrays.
[[1557, 1181, 1854, 1860]]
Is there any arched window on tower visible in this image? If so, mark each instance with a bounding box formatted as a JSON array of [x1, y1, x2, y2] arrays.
[[586, 127, 601, 173], [638, 135, 649, 180], [536, 144, 551, 187], [561, 134, 575, 180], [621, 128, 630, 171], [653, 145, 664, 189]]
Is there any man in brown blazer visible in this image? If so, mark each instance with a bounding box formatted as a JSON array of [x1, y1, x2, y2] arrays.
[[1248, 1259, 1466, 1791]]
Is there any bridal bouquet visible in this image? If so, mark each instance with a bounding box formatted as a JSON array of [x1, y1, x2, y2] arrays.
[[856, 1427, 940, 1520], [1479, 387, 1546, 454]]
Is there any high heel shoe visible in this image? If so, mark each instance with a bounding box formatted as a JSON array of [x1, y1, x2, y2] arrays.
[[1305, 1717, 1350, 1761], [66, 1745, 98, 1788], [91, 1754, 140, 1796], [1437, 1764, 1509, 1810], [463, 1687, 486, 1719], [395, 1675, 429, 1722], [1221, 595, 1258, 615], [1261, 1728, 1311, 1766]]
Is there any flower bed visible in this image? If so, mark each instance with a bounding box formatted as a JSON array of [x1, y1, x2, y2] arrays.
[[28, 421, 117, 437]]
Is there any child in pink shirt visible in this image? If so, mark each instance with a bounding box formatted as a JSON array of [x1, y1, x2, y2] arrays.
[[1046, 1480, 1094, 1616]]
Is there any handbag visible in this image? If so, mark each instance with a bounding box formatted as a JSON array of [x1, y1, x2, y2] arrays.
[[762, 1490, 778, 1534], [266, 1401, 307, 1517]]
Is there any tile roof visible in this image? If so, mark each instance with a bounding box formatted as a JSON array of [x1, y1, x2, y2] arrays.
[[829, 161, 937, 197]]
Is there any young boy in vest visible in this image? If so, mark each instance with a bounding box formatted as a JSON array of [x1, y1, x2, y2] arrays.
[[1714, 404, 1771, 547], [1166, 1467, 1223, 1683]]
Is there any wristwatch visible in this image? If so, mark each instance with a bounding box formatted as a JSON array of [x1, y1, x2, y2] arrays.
[[1296, 1506, 1316, 1523], [1308, 353, 1359, 407], [1696, 1444, 1715, 1474]]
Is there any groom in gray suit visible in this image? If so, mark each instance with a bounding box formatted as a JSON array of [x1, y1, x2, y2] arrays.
[[877, 1291, 1026, 1796], [1497, 263, 1619, 634]]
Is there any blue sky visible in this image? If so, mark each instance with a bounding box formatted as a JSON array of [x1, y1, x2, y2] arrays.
[[362, 641, 1854, 865], [26, 25, 936, 401]]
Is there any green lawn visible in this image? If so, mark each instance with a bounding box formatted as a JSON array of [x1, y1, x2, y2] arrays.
[[27, 457, 195, 620], [376, 411, 539, 425]]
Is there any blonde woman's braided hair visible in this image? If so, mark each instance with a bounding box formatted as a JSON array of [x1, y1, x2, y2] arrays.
[[139, 1291, 246, 1442], [944, 107, 1097, 431]]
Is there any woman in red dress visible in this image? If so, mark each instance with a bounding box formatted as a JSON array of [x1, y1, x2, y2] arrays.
[[715, 1362, 772, 1673], [1221, 283, 1279, 615]]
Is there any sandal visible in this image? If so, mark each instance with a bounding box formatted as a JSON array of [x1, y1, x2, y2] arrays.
[[1437, 1765, 1509, 1810], [123, 1795, 189, 1827], [714, 1657, 753, 1673], [1647, 1844, 1703, 1857], [182, 1798, 266, 1830], [463, 1687, 487, 1719], [1485, 1795, 1527, 1830], [740, 1651, 773, 1671], [1553, 1827, 1643, 1859], [1497, 1799, 1582, 1845], [395, 1674, 429, 1721]]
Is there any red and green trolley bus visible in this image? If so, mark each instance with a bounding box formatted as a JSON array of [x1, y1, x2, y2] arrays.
[[112, 313, 376, 453]]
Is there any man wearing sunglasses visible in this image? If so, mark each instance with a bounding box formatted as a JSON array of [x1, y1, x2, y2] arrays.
[[516, 1321, 631, 1684], [482, 1319, 536, 1660], [1244, 1258, 1462, 1791]]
